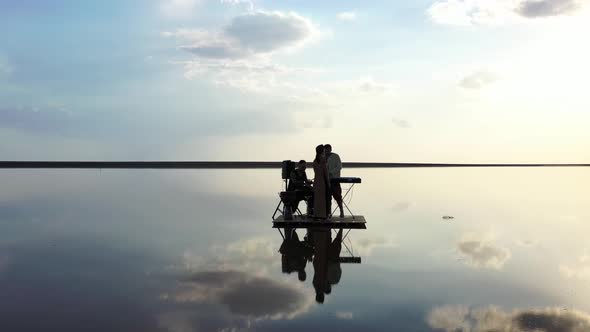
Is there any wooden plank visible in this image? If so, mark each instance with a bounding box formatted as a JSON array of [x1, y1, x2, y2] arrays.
[[272, 215, 366, 229], [274, 215, 366, 222]]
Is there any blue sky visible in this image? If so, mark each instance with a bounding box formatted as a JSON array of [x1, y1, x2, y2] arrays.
[[1, 0, 589, 162]]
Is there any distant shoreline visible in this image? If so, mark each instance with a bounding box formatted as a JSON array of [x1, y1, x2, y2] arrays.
[[0, 161, 589, 169]]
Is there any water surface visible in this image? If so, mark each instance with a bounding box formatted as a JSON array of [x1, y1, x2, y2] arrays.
[[1, 168, 589, 331]]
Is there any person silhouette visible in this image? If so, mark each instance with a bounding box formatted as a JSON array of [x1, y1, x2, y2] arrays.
[[312, 145, 330, 220], [325, 144, 344, 218], [311, 228, 343, 303], [279, 230, 313, 282]]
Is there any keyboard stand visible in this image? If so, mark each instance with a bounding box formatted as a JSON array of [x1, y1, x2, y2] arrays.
[[331, 182, 358, 220]]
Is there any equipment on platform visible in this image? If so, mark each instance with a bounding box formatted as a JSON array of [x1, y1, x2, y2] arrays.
[[331, 177, 361, 184], [330, 177, 361, 219], [272, 160, 366, 225]]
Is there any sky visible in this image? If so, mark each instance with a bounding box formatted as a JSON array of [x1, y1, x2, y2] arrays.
[[0, 0, 589, 162]]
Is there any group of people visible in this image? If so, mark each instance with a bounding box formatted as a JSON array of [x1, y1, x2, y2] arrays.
[[288, 144, 344, 219], [279, 228, 343, 304]]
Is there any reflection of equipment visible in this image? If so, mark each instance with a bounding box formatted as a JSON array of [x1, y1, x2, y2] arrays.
[[330, 177, 362, 219], [279, 191, 296, 220]]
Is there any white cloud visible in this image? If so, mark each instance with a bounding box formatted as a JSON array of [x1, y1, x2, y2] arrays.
[[427, 0, 511, 26], [427, 0, 586, 25], [560, 250, 590, 281], [427, 305, 590, 332], [161, 0, 200, 18], [181, 237, 279, 274], [427, 305, 471, 332], [337, 11, 357, 21], [164, 10, 321, 92], [459, 70, 497, 89], [357, 77, 395, 94], [457, 236, 511, 269], [220, 0, 254, 11]]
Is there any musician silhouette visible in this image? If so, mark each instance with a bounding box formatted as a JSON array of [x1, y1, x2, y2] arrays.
[[279, 229, 314, 281], [310, 229, 343, 303]]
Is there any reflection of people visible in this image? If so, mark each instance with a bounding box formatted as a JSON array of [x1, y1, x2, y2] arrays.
[[287, 160, 314, 215], [279, 230, 313, 281], [325, 144, 344, 218], [311, 229, 343, 303], [312, 145, 330, 220]]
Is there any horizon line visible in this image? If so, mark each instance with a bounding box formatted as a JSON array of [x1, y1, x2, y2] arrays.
[[0, 161, 589, 169]]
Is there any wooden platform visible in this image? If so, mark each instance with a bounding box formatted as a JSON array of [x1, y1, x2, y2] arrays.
[[272, 215, 366, 229]]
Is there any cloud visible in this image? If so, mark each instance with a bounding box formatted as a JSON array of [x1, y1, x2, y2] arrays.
[[337, 11, 357, 21], [165, 270, 313, 320], [164, 29, 247, 59], [427, 305, 472, 332], [177, 236, 281, 283], [456, 237, 511, 269], [353, 237, 396, 256], [161, 0, 200, 18], [357, 77, 395, 94], [225, 11, 318, 53], [427, 305, 590, 332], [392, 117, 411, 128], [335, 311, 354, 319], [427, 0, 586, 26], [164, 11, 320, 92], [459, 70, 497, 89], [220, 0, 254, 11], [559, 250, 590, 281], [516, 0, 582, 18], [427, 0, 511, 26], [165, 11, 318, 60]]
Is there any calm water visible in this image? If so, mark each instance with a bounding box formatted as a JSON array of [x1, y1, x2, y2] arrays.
[[1, 168, 589, 331]]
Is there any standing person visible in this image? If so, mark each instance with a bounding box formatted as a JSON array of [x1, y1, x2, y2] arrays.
[[312, 145, 330, 220], [325, 144, 344, 218]]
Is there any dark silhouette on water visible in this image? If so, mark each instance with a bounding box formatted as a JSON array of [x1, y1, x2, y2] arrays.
[[279, 229, 314, 282], [310, 229, 343, 304], [312, 145, 330, 220], [325, 144, 344, 218], [287, 160, 314, 216], [278, 229, 344, 304]]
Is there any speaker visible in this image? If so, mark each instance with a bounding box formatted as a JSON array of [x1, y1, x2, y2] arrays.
[[281, 160, 295, 179]]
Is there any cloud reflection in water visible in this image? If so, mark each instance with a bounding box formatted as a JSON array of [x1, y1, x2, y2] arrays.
[[427, 305, 590, 332]]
